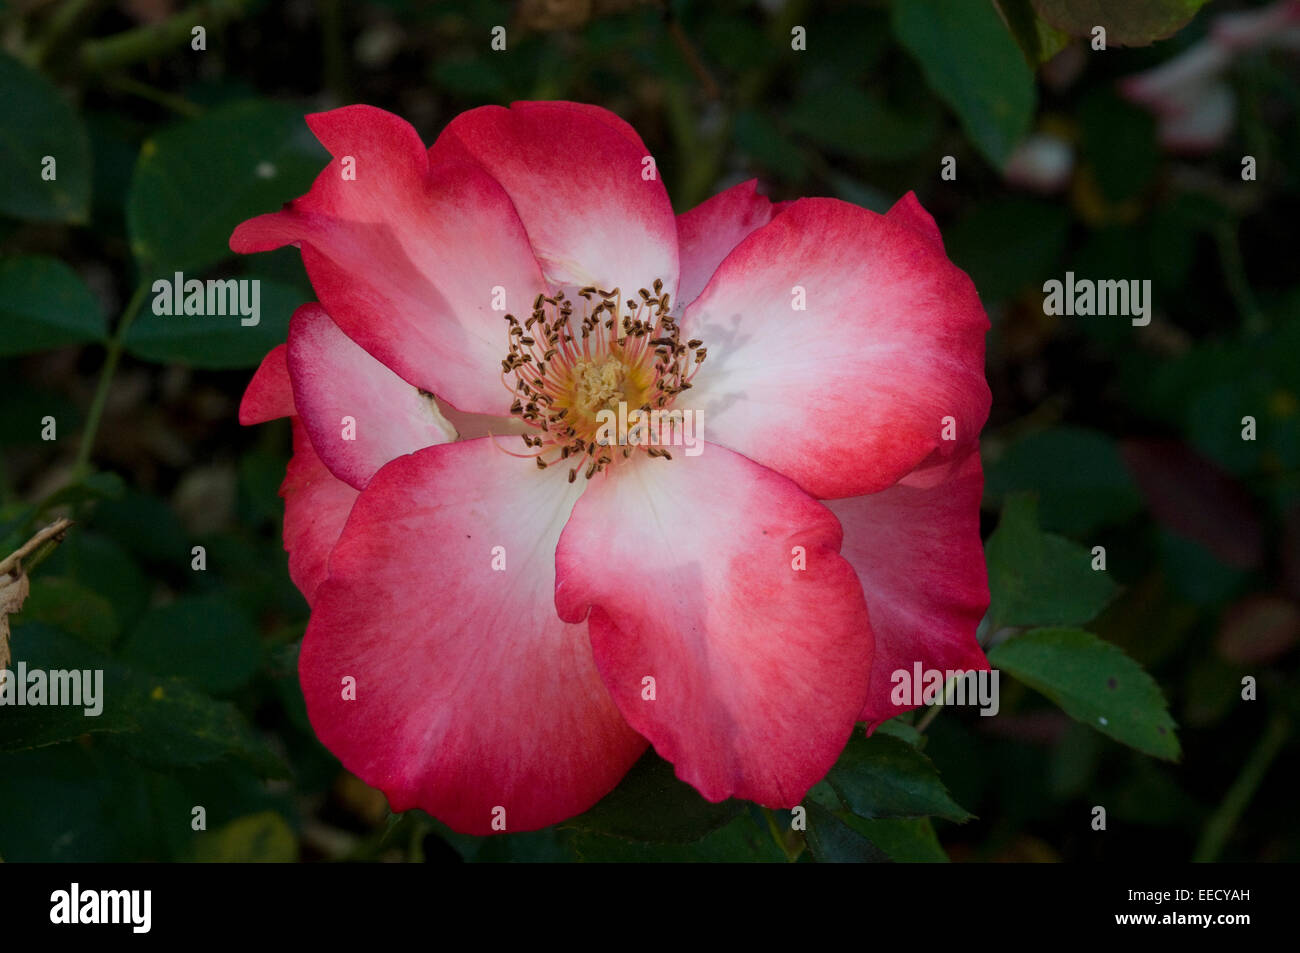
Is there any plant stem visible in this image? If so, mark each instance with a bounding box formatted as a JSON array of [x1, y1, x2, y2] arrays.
[[72, 282, 149, 479], [915, 704, 943, 734], [28, 0, 101, 68], [78, 0, 249, 74], [0, 519, 73, 576], [1192, 712, 1290, 862], [661, 4, 720, 101], [1216, 221, 1263, 334], [319, 0, 350, 103], [105, 74, 203, 117], [20, 534, 68, 576]]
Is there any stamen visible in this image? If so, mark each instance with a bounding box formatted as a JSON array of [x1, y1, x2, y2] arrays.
[[496, 279, 703, 480]]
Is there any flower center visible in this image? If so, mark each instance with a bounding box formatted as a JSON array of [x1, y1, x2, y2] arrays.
[[499, 280, 706, 481], [573, 358, 635, 414]]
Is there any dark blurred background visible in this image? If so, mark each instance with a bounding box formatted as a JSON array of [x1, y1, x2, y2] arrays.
[[1, 0, 1298, 862]]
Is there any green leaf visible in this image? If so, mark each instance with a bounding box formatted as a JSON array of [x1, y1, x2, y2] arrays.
[[0, 257, 105, 356], [0, 746, 148, 861], [126, 100, 326, 276], [828, 731, 971, 822], [413, 812, 576, 863], [112, 676, 287, 777], [0, 386, 80, 448], [0, 641, 115, 753], [786, 85, 940, 162], [892, 0, 1036, 167], [985, 494, 1119, 631], [1031, 0, 1211, 47], [805, 779, 845, 811], [468, 828, 577, 863], [16, 578, 118, 652], [0, 52, 91, 222], [841, 815, 951, 862], [996, 0, 1072, 66], [0, 503, 38, 553], [40, 532, 151, 634], [805, 802, 893, 862], [91, 488, 190, 564], [985, 427, 1142, 536], [945, 197, 1071, 302], [567, 814, 784, 862], [1079, 90, 1158, 203], [123, 277, 299, 368], [192, 811, 297, 863], [988, 626, 1181, 759], [734, 108, 807, 181], [564, 749, 740, 842], [31, 471, 125, 516], [876, 717, 924, 748], [0, 624, 285, 777], [122, 594, 261, 694]]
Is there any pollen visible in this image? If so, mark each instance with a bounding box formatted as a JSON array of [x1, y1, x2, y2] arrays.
[[496, 279, 704, 479], [573, 359, 628, 412]]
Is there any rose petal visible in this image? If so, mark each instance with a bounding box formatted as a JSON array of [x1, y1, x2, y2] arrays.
[[885, 190, 945, 251], [432, 397, 530, 441], [683, 196, 990, 499], [282, 418, 360, 605], [287, 303, 455, 489], [239, 344, 295, 424], [300, 439, 646, 835], [675, 179, 776, 309], [554, 446, 873, 807], [825, 448, 990, 727], [429, 101, 679, 299], [230, 105, 546, 414]]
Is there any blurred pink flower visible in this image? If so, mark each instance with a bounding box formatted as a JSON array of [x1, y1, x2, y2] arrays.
[[1121, 0, 1300, 152]]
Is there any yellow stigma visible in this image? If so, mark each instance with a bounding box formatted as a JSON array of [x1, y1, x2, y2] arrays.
[[573, 358, 628, 412], [566, 357, 654, 423]]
